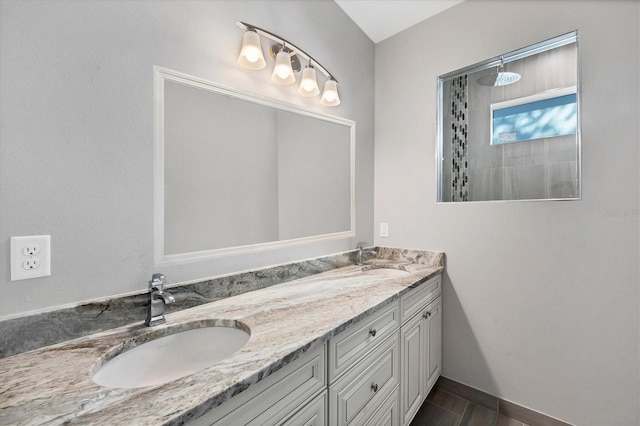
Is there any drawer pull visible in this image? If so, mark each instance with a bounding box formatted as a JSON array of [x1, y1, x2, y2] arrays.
[[371, 383, 379, 392], [369, 329, 377, 337], [423, 311, 431, 319]]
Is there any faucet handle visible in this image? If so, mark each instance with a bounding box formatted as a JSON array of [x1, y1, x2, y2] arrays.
[[357, 242, 369, 250], [149, 273, 166, 290]]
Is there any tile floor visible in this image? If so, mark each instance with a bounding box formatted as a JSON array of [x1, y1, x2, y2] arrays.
[[410, 387, 529, 426]]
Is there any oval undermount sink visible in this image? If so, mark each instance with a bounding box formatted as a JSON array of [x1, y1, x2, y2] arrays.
[[361, 267, 410, 277], [92, 321, 250, 389]]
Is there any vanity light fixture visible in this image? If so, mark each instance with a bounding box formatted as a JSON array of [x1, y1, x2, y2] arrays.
[[271, 45, 296, 85], [237, 21, 340, 106], [320, 79, 340, 106], [298, 62, 320, 96], [237, 29, 266, 70]]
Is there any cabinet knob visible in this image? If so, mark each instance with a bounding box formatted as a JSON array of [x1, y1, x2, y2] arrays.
[[371, 383, 379, 392], [369, 329, 377, 337], [423, 311, 431, 318]]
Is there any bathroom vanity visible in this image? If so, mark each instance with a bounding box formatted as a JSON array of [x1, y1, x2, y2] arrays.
[[0, 248, 443, 425]]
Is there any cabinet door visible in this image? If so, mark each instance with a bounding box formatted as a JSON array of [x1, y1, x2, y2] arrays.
[[425, 296, 442, 393], [400, 312, 425, 426]]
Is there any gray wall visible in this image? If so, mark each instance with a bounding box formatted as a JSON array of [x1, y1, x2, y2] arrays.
[[375, 1, 639, 424], [0, 0, 375, 318]]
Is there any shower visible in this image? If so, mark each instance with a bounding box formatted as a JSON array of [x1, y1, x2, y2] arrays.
[[477, 56, 521, 86]]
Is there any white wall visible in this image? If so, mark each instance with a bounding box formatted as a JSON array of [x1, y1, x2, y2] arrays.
[[0, 0, 375, 318], [375, 1, 639, 424]]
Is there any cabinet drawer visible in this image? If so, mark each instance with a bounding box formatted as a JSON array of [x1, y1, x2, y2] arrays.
[[364, 388, 400, 426], [191, 344, 326, 426], [400, 274, 441, 323], [329, 301, 400, 382], [282, 390, 327, 426], [330, 334, 400, 426]]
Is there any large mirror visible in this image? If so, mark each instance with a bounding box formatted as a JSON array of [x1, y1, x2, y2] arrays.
[[437, 31, 580, 202], [154, 67, 355, 264]]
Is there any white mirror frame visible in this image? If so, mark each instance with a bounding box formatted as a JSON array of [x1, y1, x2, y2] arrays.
[[153, 66, 356, 265]]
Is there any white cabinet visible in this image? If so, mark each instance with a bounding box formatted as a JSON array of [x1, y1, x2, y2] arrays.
[[328, 300, 401, 426], [363, 388, 400, 426], [281, 391, 327, 426], [399, 274, 442, 426], [190, 344, 326, 426], [328, 301, 400, 382], [400, 308, 426, 424], [190, 272, 442, 426], [425, 297, 442, 393], [329, 333, 400, 426]]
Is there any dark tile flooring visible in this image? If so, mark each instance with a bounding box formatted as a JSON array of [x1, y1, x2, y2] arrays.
[[410, 387, 529, 426]]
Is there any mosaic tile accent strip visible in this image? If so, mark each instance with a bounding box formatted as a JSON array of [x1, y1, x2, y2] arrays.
[[451, 75, 469, 202]]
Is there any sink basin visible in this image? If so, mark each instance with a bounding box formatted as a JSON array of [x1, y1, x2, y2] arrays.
[[92, 320, 250, 389], [361, 267, 410, 277]]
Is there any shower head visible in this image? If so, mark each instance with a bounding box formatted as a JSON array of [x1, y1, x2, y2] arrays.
[[477, 57, 521, 87]]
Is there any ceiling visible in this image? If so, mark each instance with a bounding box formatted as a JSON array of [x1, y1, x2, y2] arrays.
[[334, 0, 464, 43]]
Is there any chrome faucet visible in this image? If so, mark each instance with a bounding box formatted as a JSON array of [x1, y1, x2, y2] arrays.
[[356, 242, 377, 266], [145, 273, 175, 326]]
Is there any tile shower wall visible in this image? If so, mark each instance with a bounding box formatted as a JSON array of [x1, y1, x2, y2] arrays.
[[467, 43, 578, 201]]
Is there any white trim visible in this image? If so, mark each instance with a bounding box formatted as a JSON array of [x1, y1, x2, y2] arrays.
[[153, 66, 356, 266]]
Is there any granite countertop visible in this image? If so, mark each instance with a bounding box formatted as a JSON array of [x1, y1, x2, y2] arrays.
[[0, 249, 444, 425]]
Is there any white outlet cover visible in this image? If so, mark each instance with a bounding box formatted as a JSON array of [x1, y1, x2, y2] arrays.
[[379, 222, 389, 238], [11, 235, 51, 281]]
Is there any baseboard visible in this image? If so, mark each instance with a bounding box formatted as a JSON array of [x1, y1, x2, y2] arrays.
[[435, 376, 497, 411], [435, 376, 573, 426], [498, 398, 572, 426]]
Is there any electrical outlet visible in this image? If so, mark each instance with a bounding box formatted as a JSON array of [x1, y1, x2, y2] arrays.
[[11, 235, 51, 281], [380, 222, 389, 238], [23, 259, 41, 270], [23, 245, 41, 256]]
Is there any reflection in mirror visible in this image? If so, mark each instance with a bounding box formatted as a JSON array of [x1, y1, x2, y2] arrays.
[[154, 67, 355, 264], [437, 31, 580, 202]]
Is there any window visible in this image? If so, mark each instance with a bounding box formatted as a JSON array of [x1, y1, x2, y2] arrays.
[[437, 31, 580, 202], [491, 87, 577, 145]]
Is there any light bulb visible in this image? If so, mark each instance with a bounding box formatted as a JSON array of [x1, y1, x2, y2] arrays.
[[244, 46, 260, 63], [276, 64, 290, 79], [298, 66, 320, 96], [321, 79, 340, 106], [271, 49, 295, 85], [237, 30, 266, 70]]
